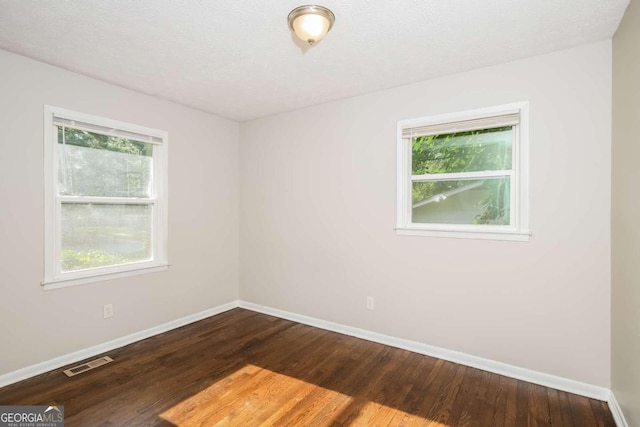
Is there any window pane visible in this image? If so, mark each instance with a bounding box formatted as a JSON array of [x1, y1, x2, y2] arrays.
[[58, 127, 153, 197], [61, 203, 152, 272], [412, 127, 512, 175], [412, 177, 510, 225]]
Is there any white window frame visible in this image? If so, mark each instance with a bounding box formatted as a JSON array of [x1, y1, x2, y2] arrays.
[[396, 102, 530, 241], [43, 106, 169, 290]]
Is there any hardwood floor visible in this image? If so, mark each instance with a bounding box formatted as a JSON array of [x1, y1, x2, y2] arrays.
[[0, 308, 615, 426]]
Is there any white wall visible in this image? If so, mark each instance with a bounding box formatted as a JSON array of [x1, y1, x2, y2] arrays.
[[0, 40, 614, 390], [0, 49, 239, 375], [612, 0, 640, 423], [240, 41, 612, 387]]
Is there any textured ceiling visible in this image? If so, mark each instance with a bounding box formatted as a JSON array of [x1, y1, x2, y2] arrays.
[[0, 1, 629, 121]]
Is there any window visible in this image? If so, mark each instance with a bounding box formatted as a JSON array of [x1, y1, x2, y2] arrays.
[[396, 103, 529, 241], [43, 106, 168, 289]]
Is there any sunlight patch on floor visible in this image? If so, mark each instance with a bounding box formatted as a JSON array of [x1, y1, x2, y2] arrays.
[[347, 400, 450, 427], [160, 364, 353, 426]]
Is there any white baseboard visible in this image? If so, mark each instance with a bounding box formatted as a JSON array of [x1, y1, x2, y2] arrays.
[[238, 301, 611, 402], [608, 391, 630, 427], [0, 300, 240, 388], [1, 298, 628, 427]]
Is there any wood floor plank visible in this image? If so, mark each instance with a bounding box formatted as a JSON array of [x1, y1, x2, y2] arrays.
[[557, 390, 578, 427], [516, 378, 531, 426], [548, 387, 570, 427], [396, 357, 445, 426], [268, 340, 390, 426], [567, 391, 600, 427], [422, 362, 467, 425], [306, 346, 405, 426], [0, 308, 616, 427], [344, 349, 415, 425], [501, 375, 520, 426], [472, 370, 501, 426], [589, 398, 616, 427], [488, 375, 510, 427], [258, 337, 374, 426], [527, 382, 553, 426]]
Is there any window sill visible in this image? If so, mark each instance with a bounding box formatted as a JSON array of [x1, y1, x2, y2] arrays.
[[395, 227, 531, 242], [42, 264, 169, 290]]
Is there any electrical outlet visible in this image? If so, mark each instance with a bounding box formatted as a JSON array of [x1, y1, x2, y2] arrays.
[[366, 296, 375, 311], [103, 303, 114, 319]]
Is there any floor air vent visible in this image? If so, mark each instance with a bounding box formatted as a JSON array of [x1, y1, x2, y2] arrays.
[[63, 356, 114, 377]]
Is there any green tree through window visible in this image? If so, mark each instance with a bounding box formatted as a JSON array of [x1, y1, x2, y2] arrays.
[[411, 127, 512, 225]]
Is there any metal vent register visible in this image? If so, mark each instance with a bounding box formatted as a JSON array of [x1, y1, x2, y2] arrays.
[[63, 356, 114, 377]]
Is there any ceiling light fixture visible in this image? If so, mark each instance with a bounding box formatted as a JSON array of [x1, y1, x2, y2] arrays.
[[287, 5, 335, 46]]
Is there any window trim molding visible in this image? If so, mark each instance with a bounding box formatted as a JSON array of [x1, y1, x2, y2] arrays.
[[43, 105, 169, 290], [396, 102, 530, 241]]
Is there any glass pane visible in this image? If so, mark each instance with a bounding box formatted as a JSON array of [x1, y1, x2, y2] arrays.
[[412, 177, 510, 225], [58, 127, 153, 197], [412, 127, 512, 175], [61, 203, 152, 272]]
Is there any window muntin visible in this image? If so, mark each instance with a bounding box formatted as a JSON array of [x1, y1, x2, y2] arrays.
[[397, 103, 529, 241], [44, 106, 168, 288]]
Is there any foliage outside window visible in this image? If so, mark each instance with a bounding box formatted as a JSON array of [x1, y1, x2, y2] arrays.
[[396, 103, 530, 241], [44, 106, 168, 289]]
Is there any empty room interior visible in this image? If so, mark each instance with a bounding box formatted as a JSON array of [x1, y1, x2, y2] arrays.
[[0, 1, 639, 426]]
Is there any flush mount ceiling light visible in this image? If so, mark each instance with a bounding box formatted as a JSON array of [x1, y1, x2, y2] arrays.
[[287, 5, 335, 46]]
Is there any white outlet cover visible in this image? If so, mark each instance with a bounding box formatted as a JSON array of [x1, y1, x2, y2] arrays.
[[366, 297, 375, 310], [103, 304, 114, 318]]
